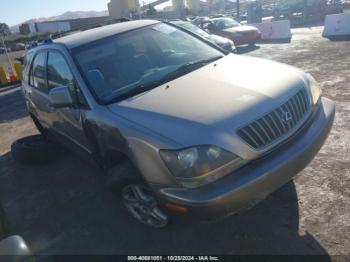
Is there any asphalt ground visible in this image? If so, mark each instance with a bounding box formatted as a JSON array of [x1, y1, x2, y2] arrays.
[[0, 26, 349, 258]]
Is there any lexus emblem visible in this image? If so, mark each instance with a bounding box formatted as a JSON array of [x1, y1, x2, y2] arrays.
[[281, 111, 293, 123]]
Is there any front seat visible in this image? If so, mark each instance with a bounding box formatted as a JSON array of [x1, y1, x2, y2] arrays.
[[85, 65, 113, 100], [117, 44, 151, 84]]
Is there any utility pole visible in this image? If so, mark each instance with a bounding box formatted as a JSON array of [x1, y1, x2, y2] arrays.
[[236, 0, 240, 21]]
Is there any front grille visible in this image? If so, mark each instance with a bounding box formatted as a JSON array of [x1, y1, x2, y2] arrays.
[[238, 88, 311, 149]]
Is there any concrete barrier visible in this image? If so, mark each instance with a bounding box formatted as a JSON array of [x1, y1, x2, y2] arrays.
[[251, 20, 292, 41], [323, 13, 350, 37], [14, 63, 22, 81], [0, 66, 8, 85]]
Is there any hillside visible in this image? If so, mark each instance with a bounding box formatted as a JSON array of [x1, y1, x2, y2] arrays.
[[10, 10, 109, 33]]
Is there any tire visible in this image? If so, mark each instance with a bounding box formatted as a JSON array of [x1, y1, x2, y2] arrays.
[[11, 135, 62, 166], [106, 162, 142, 193], [107, 163, 169, 228], [122, 184, 169, 228]]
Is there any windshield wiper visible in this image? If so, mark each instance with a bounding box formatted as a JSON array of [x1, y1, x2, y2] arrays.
[[133, 55, 223, 90], [168, 55, 223, 77], [108, 55, 223, 103]]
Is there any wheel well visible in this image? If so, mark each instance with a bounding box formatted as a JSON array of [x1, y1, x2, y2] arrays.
[[103, 149, 131, 170], [104, 150, 144, 191]]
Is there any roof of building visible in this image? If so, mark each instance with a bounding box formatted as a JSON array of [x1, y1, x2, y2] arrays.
[[54, 20, 159, 49]]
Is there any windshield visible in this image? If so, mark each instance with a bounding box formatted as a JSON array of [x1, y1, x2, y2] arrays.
[[73, 23, 223, 104], [178, 22, 209, 38], [214, 18, 241, 30]]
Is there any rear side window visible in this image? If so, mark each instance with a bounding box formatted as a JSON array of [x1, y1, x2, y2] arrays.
[[30, 52, 47, 92], [23, 52, 34, 84], [23, 52, 34, 71]]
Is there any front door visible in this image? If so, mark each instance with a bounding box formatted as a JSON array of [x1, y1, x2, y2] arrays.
[[46, 50, 91, 156]]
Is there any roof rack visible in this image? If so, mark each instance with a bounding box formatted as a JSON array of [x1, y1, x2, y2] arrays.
[[41, 38, 53, 44]]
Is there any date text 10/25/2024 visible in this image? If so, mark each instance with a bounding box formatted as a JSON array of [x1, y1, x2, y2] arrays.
[[128, 256, 219, 261]]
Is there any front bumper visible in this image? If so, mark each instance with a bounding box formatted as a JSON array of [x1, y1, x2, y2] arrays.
[[234, 31, 261, 46], [157, 97, 335, 221]]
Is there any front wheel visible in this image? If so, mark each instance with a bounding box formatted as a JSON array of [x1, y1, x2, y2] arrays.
[[122, 185, 168, 228]]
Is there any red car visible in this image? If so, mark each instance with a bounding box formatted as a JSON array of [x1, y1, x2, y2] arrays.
[[202, 17, 261, 46]]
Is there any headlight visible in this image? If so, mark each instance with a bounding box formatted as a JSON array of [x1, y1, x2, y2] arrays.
[[307, 74, 322, 105], [160, 145, 245, 188]]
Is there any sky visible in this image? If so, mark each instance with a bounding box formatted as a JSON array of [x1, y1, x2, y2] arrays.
[[0, 0, 172, 26]]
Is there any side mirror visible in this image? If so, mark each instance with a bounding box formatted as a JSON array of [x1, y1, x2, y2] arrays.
[[48, 86, 74, 108]]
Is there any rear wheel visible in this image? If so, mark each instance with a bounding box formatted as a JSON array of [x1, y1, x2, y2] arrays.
[[122, 184, 168, 228]]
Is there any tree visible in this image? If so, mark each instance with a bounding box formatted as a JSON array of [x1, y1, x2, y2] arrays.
[[0, 23, 10, 36]]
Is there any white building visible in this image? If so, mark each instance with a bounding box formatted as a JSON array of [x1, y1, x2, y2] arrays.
[[35, 21, 71, 33]]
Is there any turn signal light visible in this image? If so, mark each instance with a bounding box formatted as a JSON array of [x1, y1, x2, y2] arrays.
[[165, 203, 188, 213]]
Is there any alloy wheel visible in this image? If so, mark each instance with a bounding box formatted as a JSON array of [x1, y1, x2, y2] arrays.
[[122, 185, 168, 228]]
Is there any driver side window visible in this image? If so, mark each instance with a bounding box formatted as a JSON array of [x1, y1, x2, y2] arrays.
[[47, 52, 75, 92], [47, 51, 88, 107]]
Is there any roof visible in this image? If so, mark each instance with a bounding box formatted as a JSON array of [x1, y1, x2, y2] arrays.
[[54, 20, 160, 49]]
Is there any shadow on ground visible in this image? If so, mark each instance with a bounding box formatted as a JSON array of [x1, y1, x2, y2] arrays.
[[324, 35, 350, 42], [0, 89, 28, 123], [236, 45, 260, 54], [236, 40, 293, 55], [0, 149, 331, 257]]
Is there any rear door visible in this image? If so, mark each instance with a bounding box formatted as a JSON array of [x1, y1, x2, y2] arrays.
[[28, 51, 58, 129]]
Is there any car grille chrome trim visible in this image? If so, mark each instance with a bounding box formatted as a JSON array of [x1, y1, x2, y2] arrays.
[[238, 88, 311, 149]]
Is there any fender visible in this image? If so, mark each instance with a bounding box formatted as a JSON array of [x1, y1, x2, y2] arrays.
[[81, 113, 133, 171]]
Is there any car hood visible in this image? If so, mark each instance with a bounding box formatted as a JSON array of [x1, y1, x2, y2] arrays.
[[107, 54, 307, 155], [223, 25, 259, 33]]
